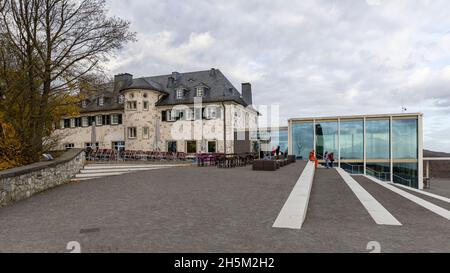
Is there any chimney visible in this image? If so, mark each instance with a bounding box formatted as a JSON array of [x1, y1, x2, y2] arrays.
[[209, 68, 217, 77], [242, 83, 252, 105], [172, 72, 181, 81], [114, 73, 133, 92], [167, 76, 175, 88]]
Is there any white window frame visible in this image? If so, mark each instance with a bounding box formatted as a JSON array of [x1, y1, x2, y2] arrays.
[[127, 101, 137, 110], [143, 101, 149, 111], [65, 143, 75, 149], [127, 127, 137, 139], [99, 96, 104, 106], [118, 95, 124, 104], [205, 106, 218, 120], [111, 114, 119, 125], [186, 140, 198, 153], [81, 100, 87, 108], [85, 142, 99, 149], [196, 87, 204, 97], [70, 118, 75, 128], [167, 140, 177, 153], [143, 127, 149, 139], [82, 116, 89, 127], [96, 115, 103, 126], [176, 89, 184, 99], [167, 110, 176, 122], [208, 140, 217, 153], [186, 109, 195, 121]]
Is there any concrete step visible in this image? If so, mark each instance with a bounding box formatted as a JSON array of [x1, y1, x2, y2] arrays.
[[71, 177, 99, 182], [75, 172, 132, 178], [80, 167, 170, 174], [84, 164, 190, 170]]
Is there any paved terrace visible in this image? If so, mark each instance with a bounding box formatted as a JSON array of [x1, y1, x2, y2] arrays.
[[0, 162, 449, 253]]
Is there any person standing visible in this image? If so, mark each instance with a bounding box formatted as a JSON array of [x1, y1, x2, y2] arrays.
[[329, 152, 335, 168], [309, 150, 318, 168], [276, 145, 281, 156], [324, 151, 329, 169]]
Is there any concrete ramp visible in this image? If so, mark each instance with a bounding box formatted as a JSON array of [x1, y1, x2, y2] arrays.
[[273, 161, 315, 229]]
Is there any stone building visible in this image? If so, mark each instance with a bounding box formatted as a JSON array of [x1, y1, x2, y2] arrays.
[[53, 69, 259, 154]]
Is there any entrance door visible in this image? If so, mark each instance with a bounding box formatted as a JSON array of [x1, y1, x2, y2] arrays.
[[113, 141, 125, 152]]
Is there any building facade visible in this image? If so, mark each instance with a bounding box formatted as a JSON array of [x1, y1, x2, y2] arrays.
[[288, 113, 424, 189], [53, 69, 259, 154], [255, 126, 289, 155]]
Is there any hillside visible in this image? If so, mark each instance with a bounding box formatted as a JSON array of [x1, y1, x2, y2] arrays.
[[424, 150, 450, 178]]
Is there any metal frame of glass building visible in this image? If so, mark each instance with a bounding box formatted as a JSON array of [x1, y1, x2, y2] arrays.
[[288, 113, 424, 189], [256, 126, 289, 154]]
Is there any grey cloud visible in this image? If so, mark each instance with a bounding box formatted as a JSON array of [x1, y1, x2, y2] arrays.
[[105, 0, 450, 152]]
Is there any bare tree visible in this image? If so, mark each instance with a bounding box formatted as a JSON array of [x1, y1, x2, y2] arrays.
[[0, 0, 135, 162]]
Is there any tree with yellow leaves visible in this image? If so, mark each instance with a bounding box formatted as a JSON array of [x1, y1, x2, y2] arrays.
[[0, 0, 135, 165], [0, 113, 24, 170]]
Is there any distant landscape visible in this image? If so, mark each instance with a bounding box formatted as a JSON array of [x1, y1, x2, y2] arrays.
[[424, 150, 450, 178]]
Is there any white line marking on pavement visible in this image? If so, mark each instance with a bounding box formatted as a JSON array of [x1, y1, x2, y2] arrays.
[[365, 175, 450, 221], [337, 168, 402, 226], [393, 183, 450, 204], [273, 161, 315, 230]]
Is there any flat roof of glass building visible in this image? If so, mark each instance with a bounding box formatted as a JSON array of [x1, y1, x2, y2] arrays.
[[289, 113, 423, 122]]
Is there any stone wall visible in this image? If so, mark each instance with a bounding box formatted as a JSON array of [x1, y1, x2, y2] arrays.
[[0, 149, 85, 207]]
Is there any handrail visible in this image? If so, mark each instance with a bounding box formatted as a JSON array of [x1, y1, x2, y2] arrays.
[[366, 166, 390, 182], [393, 173, 413, 187], [340, 162, 364, 174]]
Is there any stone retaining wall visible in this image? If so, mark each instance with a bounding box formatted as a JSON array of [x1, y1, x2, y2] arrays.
[[0, 149, 85, 207]]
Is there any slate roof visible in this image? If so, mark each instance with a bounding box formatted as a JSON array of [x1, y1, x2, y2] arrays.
[[141, 69, 249, 107], [79, 82, 124, 113], [79, 69, 253, 114], [120, 77, 165, 93]]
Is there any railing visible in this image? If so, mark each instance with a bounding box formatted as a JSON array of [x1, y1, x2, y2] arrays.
[[340, 162, 364, 174], [342, 164, 413, 187], [393, 173, 413, 188], [366, 167, 390, 182]]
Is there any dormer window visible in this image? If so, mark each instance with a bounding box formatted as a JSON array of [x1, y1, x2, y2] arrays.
[[118, 95, 124, 104], [81, 100, 87, 108], [98, 96, 104, 106], [176, 89, 184, 99], [196, 87, 204, 97]]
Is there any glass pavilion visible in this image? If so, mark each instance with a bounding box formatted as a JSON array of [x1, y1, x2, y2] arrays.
[[288, 113, 423, 189]]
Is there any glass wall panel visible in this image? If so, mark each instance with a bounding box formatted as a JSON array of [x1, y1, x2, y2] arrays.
[[393, 119, 418, 159], [340, 120, 364, 160], [292, 122, 314, 160], [279, 129, 288, 154], [366, 119, 390, 160], [393, 163, 418, 188], [316, 121, 338, 160]]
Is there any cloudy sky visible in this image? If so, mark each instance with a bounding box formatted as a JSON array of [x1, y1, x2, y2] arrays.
[[105, 0, 450, 152]]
